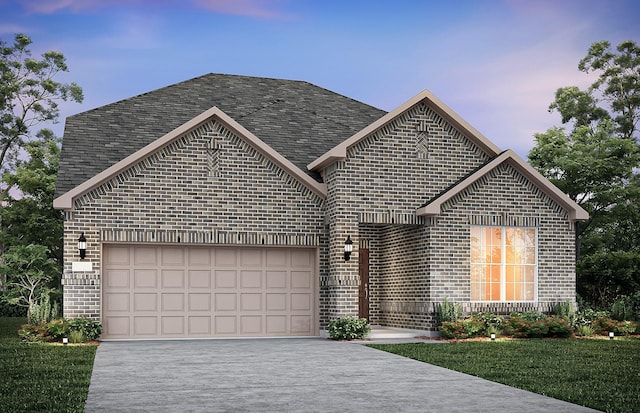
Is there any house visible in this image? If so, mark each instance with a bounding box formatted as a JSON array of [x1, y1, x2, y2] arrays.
[[54, 74, 588, 339]]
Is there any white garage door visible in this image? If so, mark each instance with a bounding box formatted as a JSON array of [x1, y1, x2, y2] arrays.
[[102, 245, 317, 339]]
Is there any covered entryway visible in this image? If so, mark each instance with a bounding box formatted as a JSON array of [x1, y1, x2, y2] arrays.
[[102, 245, 317, 339]]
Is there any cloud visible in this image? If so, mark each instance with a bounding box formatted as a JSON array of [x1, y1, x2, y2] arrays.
[[192, 0, 290, 19], [0, 23, 30, 35], [18, 0, 126, 14]]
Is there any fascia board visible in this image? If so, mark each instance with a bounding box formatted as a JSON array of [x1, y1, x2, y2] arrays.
[[54, 107, 327, 210], [308, 89, 502, 172], [416, 150, 589, 222]]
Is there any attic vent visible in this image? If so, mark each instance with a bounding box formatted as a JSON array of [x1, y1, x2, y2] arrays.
[[416, 132, 428, 159], [207, 138, 220, 177]]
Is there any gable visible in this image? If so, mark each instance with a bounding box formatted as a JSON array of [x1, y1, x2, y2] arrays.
[[54, 107, 326, 211], [416, 150, 589, 222], [55, 73, 386, 197]]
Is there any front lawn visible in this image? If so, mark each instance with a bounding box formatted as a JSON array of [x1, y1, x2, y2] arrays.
[[0, 317, 97, 413], [369, 338, 640, 413]]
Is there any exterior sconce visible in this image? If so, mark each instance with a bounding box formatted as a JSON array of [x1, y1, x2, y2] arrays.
[[609, 331, 614, 340], [344, 235, 353, 261], [490, 333, 496, 341], [78, 233, 87, 259]]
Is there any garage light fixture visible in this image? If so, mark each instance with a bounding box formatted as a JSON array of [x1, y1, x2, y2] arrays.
[[78, 233, 87, 259], [344, 235, 353, 261]]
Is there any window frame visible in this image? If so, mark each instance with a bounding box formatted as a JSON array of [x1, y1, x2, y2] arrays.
[[469, 225, 538, 302]]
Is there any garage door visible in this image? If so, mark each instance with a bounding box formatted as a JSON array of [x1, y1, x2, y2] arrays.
[[102, 245, 317, 339]]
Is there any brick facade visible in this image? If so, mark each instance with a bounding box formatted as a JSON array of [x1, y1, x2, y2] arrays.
[[60, 90, 582, 334]]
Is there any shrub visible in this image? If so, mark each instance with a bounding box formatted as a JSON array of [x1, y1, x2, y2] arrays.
[[544, 316, 572, 338], [468, 312, 503, 335], [575, 324, 595, 337], [46, 319, 70, 341], [438, 318, 484, 339], [68, 317, 102, 341], [610, 296, 634, 321], [505, 315, 571, 338], [69, 330, 85, 343], [592, 317, 636, 336], [572, 308, 610, 329], [551, 301, 574, 318], [435, 298, 462, 325], [327, 316, 370, 340], [18, 323, 52, 342], [510, 310, 546, 322], [0, 300, 27, 317]]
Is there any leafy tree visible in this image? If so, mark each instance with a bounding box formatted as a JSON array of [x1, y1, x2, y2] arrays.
[[1, 33, 83, 187], [0, 131, 63, 268], [0, 244, 57, 323], [528, 40, 640, 308]]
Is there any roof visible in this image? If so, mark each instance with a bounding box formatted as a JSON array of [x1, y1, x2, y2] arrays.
[[55, 73, 386, 198], [416, 149, 589, 221]]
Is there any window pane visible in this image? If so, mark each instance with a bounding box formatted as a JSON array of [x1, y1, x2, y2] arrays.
[[526, 247, 536, 264]]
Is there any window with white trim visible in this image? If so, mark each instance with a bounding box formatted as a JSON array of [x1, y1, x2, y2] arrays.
[[470, 226, 537, 301]]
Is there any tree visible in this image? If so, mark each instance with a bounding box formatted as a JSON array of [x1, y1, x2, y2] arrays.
[[0, 244, 58, 323], [1, 33, 83, 188], [528, 40, 640, 308], [0, 131, 63, 269]]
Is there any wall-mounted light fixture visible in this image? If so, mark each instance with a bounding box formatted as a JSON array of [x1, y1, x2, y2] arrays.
[[344, 235, 353, 261], [78, 233, 87, 260]]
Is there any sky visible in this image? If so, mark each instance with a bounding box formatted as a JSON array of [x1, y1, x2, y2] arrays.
[[1, 0, 639, 159]]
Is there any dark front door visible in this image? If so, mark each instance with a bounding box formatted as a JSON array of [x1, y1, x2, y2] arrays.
[[358, 248, 369, 320]]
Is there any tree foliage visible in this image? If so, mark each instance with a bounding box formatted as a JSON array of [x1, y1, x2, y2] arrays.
[[0, 33, 83, 184], [528, 40, 640, 308]]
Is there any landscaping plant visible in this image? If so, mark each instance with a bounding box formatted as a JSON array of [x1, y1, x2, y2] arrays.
[[434, 298, 462, 325], [327, 316, 370, 340]]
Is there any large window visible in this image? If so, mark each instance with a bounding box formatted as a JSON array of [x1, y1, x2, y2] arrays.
[[470, 226, 537, 301]]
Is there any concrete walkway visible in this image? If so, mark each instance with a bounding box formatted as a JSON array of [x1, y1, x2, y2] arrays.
[[84, 338, 599, 412]]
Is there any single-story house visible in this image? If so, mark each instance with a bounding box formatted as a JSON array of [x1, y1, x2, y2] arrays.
[[54, 74, 588, 339]]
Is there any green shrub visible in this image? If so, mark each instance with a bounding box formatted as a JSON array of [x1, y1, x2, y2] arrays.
[[592, 317, 637, 336], [69, 317, 102, 341], [571, 308, 610, 329], [551, 301, 574, 318], [611, 296, 634, 321], [0, 300, 28, 317], [18, 323, 52, 342], [575, 324, 595, 337], [29, 294, 60, 325], [327, 316, 370, 340], [46, 319, 70, 341], [510, 310, 546, 322], [435, 298, 462, 325], [468, 312, 503, 335], [544, 316, 573, 338], [505, 315, 571, 338], [69, 330, 85, 343], [438, 318, 484, 339]]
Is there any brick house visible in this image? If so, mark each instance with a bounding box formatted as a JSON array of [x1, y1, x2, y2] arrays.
[[54, 74, 587, 339]]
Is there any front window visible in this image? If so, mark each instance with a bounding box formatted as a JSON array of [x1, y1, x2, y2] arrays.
[[470, 226, 537, 301]]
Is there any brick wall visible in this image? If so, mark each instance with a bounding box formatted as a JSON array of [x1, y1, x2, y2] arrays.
[[323, 102, 577, 331], [62, 119, 328, 322]]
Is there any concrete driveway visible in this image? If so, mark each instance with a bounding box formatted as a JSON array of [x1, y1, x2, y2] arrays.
[[85, 338, 599, 412]]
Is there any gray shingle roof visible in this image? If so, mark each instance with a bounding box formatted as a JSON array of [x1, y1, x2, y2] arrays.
[[55, 73, 386, 197]]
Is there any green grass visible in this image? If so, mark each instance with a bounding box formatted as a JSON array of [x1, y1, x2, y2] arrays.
[[369, 338, 640, 413], [0, 317, 97, 413]]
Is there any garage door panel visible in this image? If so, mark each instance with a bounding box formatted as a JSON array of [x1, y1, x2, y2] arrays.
[[106, 293, 130, 312], [103, 245, 316, 339], [134, 269, 157, 288], [105, 270, 130, 289], [189, 270, 211, 288], [266, 271, 287, 289], [134, 247, 157, 265], [189, 293, 211, 311], [215, 293, 237, 311], [161, 270, 184, 288], [134, 293, 157, 311], [215, 270, 236, 288], [161, 293, 185, 311], [161, 316, 184, 335], [215, 316, 237, 335], [134, 316, 157, 335]]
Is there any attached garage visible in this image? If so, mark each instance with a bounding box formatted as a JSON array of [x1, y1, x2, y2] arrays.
[[102, 245, 317, 339]]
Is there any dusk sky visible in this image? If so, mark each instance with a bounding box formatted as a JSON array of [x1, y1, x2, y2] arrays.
[[1, 0, 639, 159]]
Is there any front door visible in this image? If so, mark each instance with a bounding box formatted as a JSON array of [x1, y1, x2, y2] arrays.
[[358, 248, 369, 320]]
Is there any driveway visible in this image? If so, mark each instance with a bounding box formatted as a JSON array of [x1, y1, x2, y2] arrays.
[[85, 338, 598, 412]]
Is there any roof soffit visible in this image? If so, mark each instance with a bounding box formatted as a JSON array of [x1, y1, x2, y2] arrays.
[[53, 107, 327, 210]]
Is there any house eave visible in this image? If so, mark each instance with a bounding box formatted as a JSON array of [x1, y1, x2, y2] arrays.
[[54, 106, 327, 211]]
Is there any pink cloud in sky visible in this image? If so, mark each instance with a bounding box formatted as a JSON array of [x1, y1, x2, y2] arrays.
[[192, 0, 289, 19], [18, 0, 289, 18]]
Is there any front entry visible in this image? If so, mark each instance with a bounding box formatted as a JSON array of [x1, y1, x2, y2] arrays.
[[358, 248, 369, 320]]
